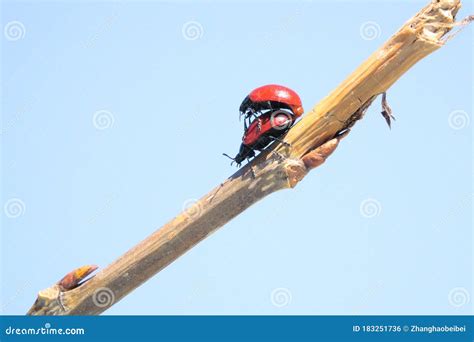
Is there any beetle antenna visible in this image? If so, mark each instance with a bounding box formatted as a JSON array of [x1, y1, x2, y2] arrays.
[[223, 153, 242, 167], [222, 153, 235, 161]]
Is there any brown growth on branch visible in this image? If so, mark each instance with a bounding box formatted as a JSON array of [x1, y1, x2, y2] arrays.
[[27, 0, 470, 315]]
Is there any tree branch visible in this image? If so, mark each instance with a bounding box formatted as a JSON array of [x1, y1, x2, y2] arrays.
[[27, 0, 469, 315]]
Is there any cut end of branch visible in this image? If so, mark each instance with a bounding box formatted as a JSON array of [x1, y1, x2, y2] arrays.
[[27, 286, 65, 316], [27, 265, 99, 316], [272, 0, 466, 162], [408, 0, 461, 44]]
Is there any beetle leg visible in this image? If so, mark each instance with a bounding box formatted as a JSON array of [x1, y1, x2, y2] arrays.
[[248, 165, 257, 179], [271, 136, 291, 147], [271, 150, 287, 162]]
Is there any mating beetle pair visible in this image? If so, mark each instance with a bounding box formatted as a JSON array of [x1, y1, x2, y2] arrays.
[[224, 84, 304, 167]]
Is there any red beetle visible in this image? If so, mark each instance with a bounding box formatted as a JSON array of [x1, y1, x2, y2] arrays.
[[224, 84, 304, 166]]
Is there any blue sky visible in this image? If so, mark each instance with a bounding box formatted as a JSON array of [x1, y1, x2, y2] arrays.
[[1, 0, 472, 315]]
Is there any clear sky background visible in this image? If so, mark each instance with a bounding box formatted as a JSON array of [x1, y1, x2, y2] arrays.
[[1, 0, 472, 315]]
